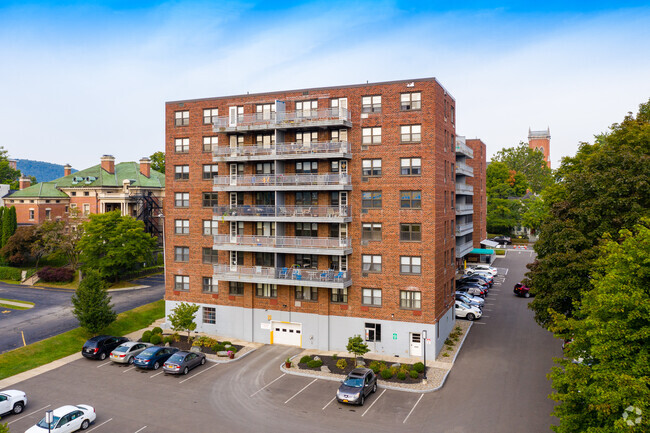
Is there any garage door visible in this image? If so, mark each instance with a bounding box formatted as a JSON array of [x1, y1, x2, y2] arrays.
[[271, 321, 302, 347]]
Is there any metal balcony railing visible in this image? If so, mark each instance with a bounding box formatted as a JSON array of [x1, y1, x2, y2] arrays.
[[213, 141, 351, 159], [456, 222, 474, 235], [455, 142, 474, 158], [212, 108, 351, 130], [455, 203, 474, 213], [213, 173, 351, 187], [455, 183, 474, 194], [455, 162, 474, 177], [213, 264, 351, 284], [213, 234, 351, 249], [213, 205, 351, 218]]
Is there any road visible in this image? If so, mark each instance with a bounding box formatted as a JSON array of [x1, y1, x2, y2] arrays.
[[0, 275, 165, 354]]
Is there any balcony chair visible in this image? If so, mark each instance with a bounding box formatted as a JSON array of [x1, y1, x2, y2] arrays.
[[279, 267, 289, 278]]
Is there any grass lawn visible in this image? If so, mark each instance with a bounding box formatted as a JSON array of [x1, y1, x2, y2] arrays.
[[0, 280, 22, 285], [0, 298, 35, 310], [496, 249, 506, 255], [0, 299, 165, 380], [34, 271, 80, 290]]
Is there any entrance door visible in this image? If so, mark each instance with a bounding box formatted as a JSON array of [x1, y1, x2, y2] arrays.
[[409, 333, 422, 357], [339, 223, 348, 247], [230, 164, 238, 186], [271, 322, 302, 346], [339, 192, 348, 215]]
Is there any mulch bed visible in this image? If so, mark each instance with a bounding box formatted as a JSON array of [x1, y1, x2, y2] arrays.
[[139, 334, 244, 356], [296, 355, 426, 384]]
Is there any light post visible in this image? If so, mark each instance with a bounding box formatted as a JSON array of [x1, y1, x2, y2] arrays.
[[157, 212, 166, 286], [45, 409, 54, 433], [422, 329, 427, 380]]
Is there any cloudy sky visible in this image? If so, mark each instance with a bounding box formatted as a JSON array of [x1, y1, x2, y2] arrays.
[[1, 1, 649, 171]]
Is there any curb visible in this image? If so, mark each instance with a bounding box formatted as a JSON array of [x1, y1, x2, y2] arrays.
[[0, 353, 83, 389], [206, 346, 259, 364]]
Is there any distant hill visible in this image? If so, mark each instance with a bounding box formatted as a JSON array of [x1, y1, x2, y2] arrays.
[[15, 159, 77, 183]]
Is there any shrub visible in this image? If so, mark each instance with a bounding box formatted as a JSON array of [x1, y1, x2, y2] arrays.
[[37, 266, 74, 283], [413, 362, 425, 373], [300, 355, 313, 364], [212, 343, 226, 352], [390, 367, 398, 376], [442, 352, 450, 357], [380, 368, 393, 380], [229, 347, 237, 354], [221, 341, 231, 345], [455, 326, 462, 333], [150, 334, 162, 345], [332, 353, 338, 360], [0, 266, 21, 281], [369, 361, 380, 374], [171, 332, 180, 342], [445, 338, 454, 346], [163, 336, 173, 345], [141, 331, 152, 342], [397, 371, 407, 381], [306, 359, 323, 368], [152, 327, 163, 335], [336, 359, 347, 370], [409, 370, 419, 379]]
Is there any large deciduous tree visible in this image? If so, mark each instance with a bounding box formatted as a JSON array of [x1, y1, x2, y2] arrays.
[[149, 151, 165, 174], [71, 269, 116, 334], [0, 225, 37, 266], [493, 142, 553, 193]]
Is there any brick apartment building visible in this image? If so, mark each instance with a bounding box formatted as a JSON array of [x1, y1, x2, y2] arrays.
[[164, 78, 461, 357], [466, 139, 487, 247]]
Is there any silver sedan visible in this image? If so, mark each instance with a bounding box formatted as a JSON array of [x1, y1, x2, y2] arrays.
[[163, 351, 207, 375], [110, 342, 153, 364]]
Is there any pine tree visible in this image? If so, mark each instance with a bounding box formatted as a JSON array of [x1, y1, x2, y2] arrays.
[[71, 269, 117, 334], [8, 207, 16, 238], [0, 207, 5, 248], [1, 208, 11, 247]]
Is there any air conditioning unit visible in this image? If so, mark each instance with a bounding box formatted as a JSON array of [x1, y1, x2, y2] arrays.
[[362, 272, 368, 277], [361, 240, 369, 246], [362, 209, 368, 214], [361, 145, 369, 151], [361, 177, 368, 182]]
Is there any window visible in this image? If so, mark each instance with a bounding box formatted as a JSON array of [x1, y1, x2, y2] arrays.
[[175, 110, 189, 126], [203, 108, 218, 124], [400, 191, 421, 209], [175, 192, 189, 207], [362, 127, 382, 145], [400, 256, 421, 274], [362, 223, 382, 241], [175, 246, 189, 262], [331, 129, 348, 142], [203, 164, 219, 180], [296, 191, 318, 206], [450, 105, 455, 123], [362, 255, 382, 273], [83, 203, 90, 215], [202, 192, 218, 207], [255, 162, 275, 174], [362, 95, 382, 113], [295, 254, 318, 269], [255, 103, 275, 120], [296, 161, 318, 174], [295, 222, 318, 237], [254, 192, 274, 206], [203, 220, 218, 236], [230, 134, 244, 147], [84, 191, 89, 196], [175, 165, 189, 180], [401, 92, 421, 111], [362, 191, 382, 209], [401, 158, 421, 176], [256, 283, 277, 298], [202, 277, 218, 293], [202, 306, 216, 324], [365, 322, 382, 341], [29, 209, 35, 219], [256, 134, 275, 147], [175, 138, 189, 153], [174, 275, 189, 291], [400, 291, 421, 309], [296, 100, 317, 117], [295, 286, 318, 301], [362, 159, 381, 177], [400, 224, 422, 242], [331, 288, 348, 303], [203, 136, 218, 152], [362, 289, 382, 306], [229, 281, 244, 295], [202, 247, 218, 264], [175, 219, 189, 234], [401, 125, 421, 143]]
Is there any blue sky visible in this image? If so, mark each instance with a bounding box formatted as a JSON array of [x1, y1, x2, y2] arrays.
[[1, 1, 649, 171]]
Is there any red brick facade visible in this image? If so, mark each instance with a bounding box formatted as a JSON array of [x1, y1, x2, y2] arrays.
[[466, 139, 487, 246]]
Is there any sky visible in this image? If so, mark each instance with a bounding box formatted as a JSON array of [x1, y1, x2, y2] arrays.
[[1, 1, 649, 171]]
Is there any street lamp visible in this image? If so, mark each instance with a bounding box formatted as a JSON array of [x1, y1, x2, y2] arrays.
[[422, 329, 428, 380], [157, 212, 166, 286], [45, 409, 54, 433]]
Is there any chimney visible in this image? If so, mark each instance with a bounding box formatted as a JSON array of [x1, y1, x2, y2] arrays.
[[139, 157, 151, 177], [64, 164, 72, 177], [101, 155, 115, 174], [19, 175, 31, 190]]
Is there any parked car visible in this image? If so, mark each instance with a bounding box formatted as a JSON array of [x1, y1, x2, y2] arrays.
[[455, 291, 485, 306], [163, 351, 207, 375], [455, 301, 482, 321], [336, 368, 377, 406], [464, 269, 495, 280], [460, 276, 493, 288], [466, 264, 498, 276], [26, 404, 96, 433], [110, 342, 153, 364], [456, 284, 486, 298], [455, 292, 483, 309], [0, 389, 26, 416], [133, 346, 179, 370], [81, 335, 129, 360], [489, 235, 512, 245], [514, 283, 533, 298]]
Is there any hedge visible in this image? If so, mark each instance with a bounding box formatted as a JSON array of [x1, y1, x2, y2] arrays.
[[0, 266, 21, 281], [37, 266, 74, 282]]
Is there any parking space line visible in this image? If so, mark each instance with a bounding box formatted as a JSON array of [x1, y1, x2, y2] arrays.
[[134, 426, 147, 433], [284, 378, 318, 404], [96, 361, 112, 368], [150, 371, 165, 379], [402, 394, 424, 424], [473, 322, 487, 325], [250, 373, 286, 397], [87, 418, 113, 432], [179, 363, 218, 384], [7, 404, 51, 425], [362, 388, 386, 417], [322, 396, 336, 411], [122, 366, 137, 373]]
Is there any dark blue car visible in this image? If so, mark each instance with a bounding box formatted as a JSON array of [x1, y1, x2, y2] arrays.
[[133, 346, 179, 370]]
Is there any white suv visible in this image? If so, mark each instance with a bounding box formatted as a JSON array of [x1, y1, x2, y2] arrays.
[[466, 264, 497, 276], [0, 389, 27, 416], [455, 302, 482, 321]]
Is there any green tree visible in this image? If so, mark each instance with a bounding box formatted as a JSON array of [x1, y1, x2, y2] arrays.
[[0, 226, 37, 265], [32, 210, 84, 269], [0, 146, 21, 186], [486, 161, 529, 198], [486, 197, 523, 234], [0, 420, 9, 433], [168, 302, 199, 338], [494, 142, 553, 193], [548, 222, 650, 433], [521, 196, 547, 234], [1, 207, 17, 247], [0, 207, 4, 248], [71, 269, 116, 334], [77, 211, 157, 281], [150, 151, 165, 174], [346, 335, 370, 361]]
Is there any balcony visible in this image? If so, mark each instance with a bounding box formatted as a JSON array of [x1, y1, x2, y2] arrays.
[[213, 173, 352, 191], [455, 183, 474, 195], [213, 141, 352, 162], [456, 222, 474, 237], [455, 203, 474, 215], [213, 205, 352, 223], [455, 162, 474, 177], [455, 238, 474, 258], [213, 264, 352, 289], [455, 141, 474, 158], [213, 234, 352, 255], [212, 108, 352, 133]]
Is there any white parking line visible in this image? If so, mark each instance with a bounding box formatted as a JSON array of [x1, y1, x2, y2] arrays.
[[122, 366, 136, 373], [250, 373, 286, 397], [7, 404, 51, 425], [362, 388, 386, 417], [150, 370, 165, 379], [87, 418, 113, 432], [284, 378, 318, 404], [179, 363, 218, 384], [473, 322, 487, 325], [134, 426, 147, 433], [322, 396, 336, 411], [403, 394, 424, 424], [96, 361, 112, 368]]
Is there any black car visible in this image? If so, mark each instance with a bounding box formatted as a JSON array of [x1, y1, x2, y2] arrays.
[[336, 368, 377, 406], [490, 235, 512, 245], [82, 335, 129, 360], [459, 276, 492, 288]]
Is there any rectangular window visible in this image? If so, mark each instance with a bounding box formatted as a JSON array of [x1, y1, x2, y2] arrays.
[[362, 191, 382, 209], [256, 134, 275, 147], [255, 283, 277, 298], [83, 203, 90, 215], [174, 275, 189, 291], [255, 162, 275, 175], [295, 222, 318, 237], [229, 281, 244, 295], [400, 158, 421, 176], [361, 223, 382, 241], [175, 246, 189, 262], [295, 286, 318, 302], [202, 247, 219, 264], [450, 105, 455, 124], [296, 131, 318, 144], [174, 138, 189, 153], [296, 191, 318, 206], [331, 129, 348, 142], [174, 165, 189, 180], [362, 159, 382, 177], [203, 108, 218, 124], [203, 136, 218, 152], [400, 256, 422, 274], [400, 291, 421, 309], [296, 100, 317, 118], [401, 92, 421, 111], [401, 125, 422, 143], [174, 110, 189, 126], [362, 127, 382, 145], [400, 190, 421, 209], [175, 192, 189, 208], [203, 164, 219, 180], [362, 95, 382, 113], [175, 219, 189, 234], [203, 220, 218, 236], [365, 322, 382, 342], [202, 306, 216, 324], [202, 192, 219, 207], [362, 288, 382, 306], [202, 277, 217, 293], [295, 161, 318, 174], [331, 288, 348, 303], [45, 209, 51, 219], [255, 103, 276, 120], [362, 255, 382, 273], [230, 134, 244, 147], [29, 209, 35, 219], [295, 254, 318, 269], [400, 224, 422, 242]]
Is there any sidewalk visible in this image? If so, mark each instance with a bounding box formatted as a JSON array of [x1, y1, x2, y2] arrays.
[[0, 299, 34, 308]]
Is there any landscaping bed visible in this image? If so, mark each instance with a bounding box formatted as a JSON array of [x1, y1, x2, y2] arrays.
[[139, 331, 243, 357]]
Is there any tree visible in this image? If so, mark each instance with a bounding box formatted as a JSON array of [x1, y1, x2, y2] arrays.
[[168, 302, 199, 338], [71, 269, 116, 334], [486, 161, 529, 199], [493, 142, 553, 193], [0, 146, 21, 186], [150, 151, 165, 174], [1, 207, 17, 247], [521, 196, 547, 234], [346, 335, 370, 361], [32, 210, 84, 269], [77, 211, 157, 281], [0, 226, 37, 265], [548, 222, 650, 433], [486, 197, 523, 234], [0, 420, 9, 433]]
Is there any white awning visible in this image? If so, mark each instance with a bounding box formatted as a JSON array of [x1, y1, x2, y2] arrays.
[[481, 239, 499, 248]]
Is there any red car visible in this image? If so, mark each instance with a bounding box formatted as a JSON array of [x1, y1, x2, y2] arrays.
[[513, 283, 532, 298]]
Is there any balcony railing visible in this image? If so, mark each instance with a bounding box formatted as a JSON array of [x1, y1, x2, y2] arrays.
[[456, 222, 474, 236], [455, 162, 474, 177], [214, 173, 351, 187], [213, 234, 351, 249], [455, 183, 474, 194], [455, 141, 474, 158], [455, 203, 473, 213], [213, 205, 350, 219], [456, 238, 474, 258], [212, 108, 351, 131], [213, 141, 351, 159], [213, 263, 351, 285]]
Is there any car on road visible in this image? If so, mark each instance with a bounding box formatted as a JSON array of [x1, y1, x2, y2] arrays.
[[514, 283, 533, 298], [26, 404, 96, 432], [489, 235, 512, 245], [456, 284, 486, 298], [0, 389, 26, 416], [81, 335, 129, 360], [110, 342, 153, 364], [336, 368, 377, 406], [163, 351, 207, 375], [466, 264, 498, 276], [133, 346, 179, 370], [455, 301, 482, 321], [455, 292, 484, 309]]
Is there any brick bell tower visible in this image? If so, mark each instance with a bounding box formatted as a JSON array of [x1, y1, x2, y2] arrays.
[[528, 127, 551, 168]]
